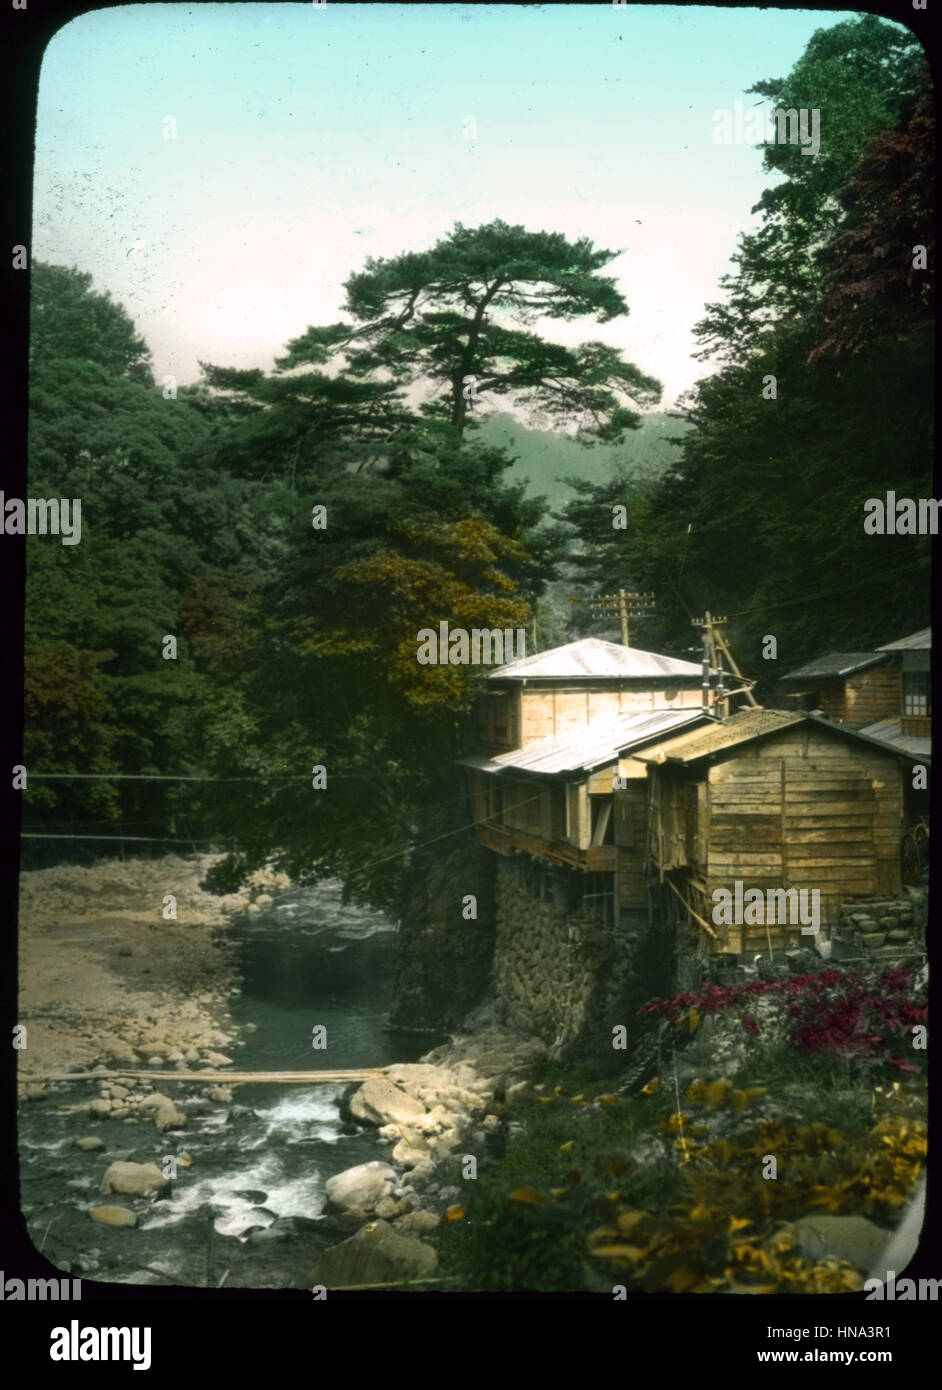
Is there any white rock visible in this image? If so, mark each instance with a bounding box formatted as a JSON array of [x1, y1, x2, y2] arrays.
[[137, 1092, 174, 1111], [392, 1132, 433, 1169], [102, 1161, 169, 1197], [324, 1161, 398, 1215], [154, 1103, 187, 1131], [88, 1206, 137, 1228], [350, 1079, 426, 1129]]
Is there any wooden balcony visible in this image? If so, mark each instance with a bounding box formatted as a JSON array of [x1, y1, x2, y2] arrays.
[[476, 820, 617, 872]]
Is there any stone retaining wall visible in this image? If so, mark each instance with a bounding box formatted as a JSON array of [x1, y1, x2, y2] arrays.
[[492, 857, 668, 1058], [833, 888, 927, 960]]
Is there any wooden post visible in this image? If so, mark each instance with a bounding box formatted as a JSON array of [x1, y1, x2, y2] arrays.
[[693, 612, 758, 713], [713, 627, 760, 707], [700, 613, 712, 710]]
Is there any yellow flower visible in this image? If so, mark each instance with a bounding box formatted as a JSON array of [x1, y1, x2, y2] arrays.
[[707, 1080, 733, 1111]]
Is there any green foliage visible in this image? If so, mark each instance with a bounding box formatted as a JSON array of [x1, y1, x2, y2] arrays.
[[695, 16, 923, 361], [558, 20, 932, 679], [437, 1091, 663, 1291], [24, 267, 266, 851], [734, 1048, 878, 1135], [268, 218, 661, 444], [30, 262, 154, 384], [441, 1189, 589, 1292]]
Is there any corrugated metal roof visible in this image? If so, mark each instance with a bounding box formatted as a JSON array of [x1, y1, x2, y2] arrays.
[[859, 718, 932, 761], [634, 709, 802, 763], [487, 637, 703, 681], [781, 652, 886, 682], [461, 708, 712, 777], [876, 628, 932, 652]]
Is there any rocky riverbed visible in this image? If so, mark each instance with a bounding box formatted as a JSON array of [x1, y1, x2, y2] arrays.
[[17, 853, 277, 1084], [16, 855, 545, 1291]]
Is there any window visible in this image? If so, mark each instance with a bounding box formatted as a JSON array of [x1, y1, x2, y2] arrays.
[[903, 672, 931, 717]]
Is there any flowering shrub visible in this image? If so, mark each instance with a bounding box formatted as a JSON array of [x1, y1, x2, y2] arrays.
[[588, 1113, 926, 1292], [639, 965, 926, 1070]]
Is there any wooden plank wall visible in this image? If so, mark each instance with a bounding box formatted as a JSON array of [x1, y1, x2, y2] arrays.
[[500, 777, 545, 837], [782, 726, 903, 898], [805, 668, 900, 728], [704, 727, 903, 951], [615, 783, 649, 908], [520, 685, 702, 743], [474, 691, 522, 752], [844, 667, 902, 727]]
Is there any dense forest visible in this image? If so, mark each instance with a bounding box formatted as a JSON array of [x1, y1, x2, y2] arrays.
[[23, 15, 933, 916]]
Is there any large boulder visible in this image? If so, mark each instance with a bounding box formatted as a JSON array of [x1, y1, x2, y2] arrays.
[[791, 1215, 889, 1273], [88, 1205, 138, 1227], [385, 1063, 488, 1121], [101, 1161, 169, 1197], [324, 1162, 398, 1215], [349, 1079, 426, 1129], [307, 1219, 437, 1289]]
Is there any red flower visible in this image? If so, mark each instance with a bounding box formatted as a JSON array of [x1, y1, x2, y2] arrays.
[[741, 1016, 761, 1036]]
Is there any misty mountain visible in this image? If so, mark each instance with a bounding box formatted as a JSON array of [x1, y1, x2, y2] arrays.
[[473, 410, 688, 511]]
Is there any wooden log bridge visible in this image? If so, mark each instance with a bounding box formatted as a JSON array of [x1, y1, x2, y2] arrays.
[[46, 1067, 392, 1086]]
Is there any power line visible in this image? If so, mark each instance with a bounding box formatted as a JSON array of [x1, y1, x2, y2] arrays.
[[20, 834, 234, 845], [720, 559, 929, 622], [344, 790, 546, 880], [22, 791, 548, 886], [27, 773, 311, 783]]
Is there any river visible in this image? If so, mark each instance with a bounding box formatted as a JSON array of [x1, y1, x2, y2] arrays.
[[18, 879, 445, 1290]]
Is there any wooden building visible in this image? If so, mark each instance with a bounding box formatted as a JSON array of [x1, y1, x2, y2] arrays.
[[474, 637, 707, 755], [462, 635, 924, 969], [632, 709, 910, 956], [463, 707, 714, 928], [779, 652, 899, 727], [862, 628, 932, 753], [780, 628, 931, 760]]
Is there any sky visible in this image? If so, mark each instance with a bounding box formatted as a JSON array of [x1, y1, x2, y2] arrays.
[[32, 3, 856, 409]]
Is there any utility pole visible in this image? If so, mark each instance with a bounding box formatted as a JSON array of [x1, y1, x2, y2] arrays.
[[691, 612, 760, 715], [588, 589, 656, 647]]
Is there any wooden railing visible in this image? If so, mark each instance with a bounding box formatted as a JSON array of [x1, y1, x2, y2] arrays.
[[476, 820, 616, 871]]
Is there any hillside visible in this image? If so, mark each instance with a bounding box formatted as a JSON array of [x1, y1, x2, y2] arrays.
[[474, 411, 688, 511]]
